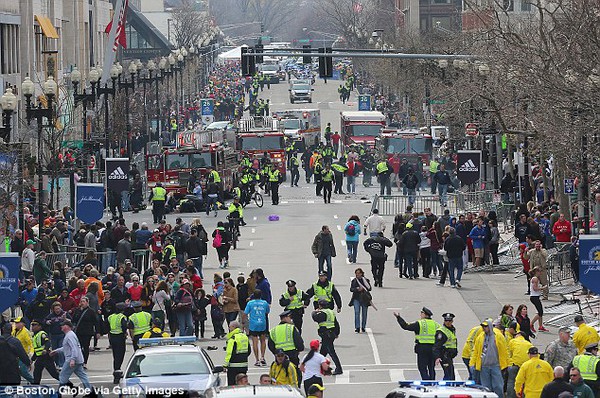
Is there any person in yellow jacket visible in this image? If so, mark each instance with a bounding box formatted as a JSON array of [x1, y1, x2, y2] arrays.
[[514, 346, 553, 398], [12, 316, 33, 355], [461, 324, 484, 381], [574, 315, 600, 354], [224, 321, 250, 386], [507, 331, 534, 398], [269, 349, 299, 387], [141, 318, 170, 339], [470, 318, 508, 398]]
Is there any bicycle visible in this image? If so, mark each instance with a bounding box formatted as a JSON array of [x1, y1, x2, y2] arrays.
[[241, 188, 263, 208], [227, 215, 241, 250]]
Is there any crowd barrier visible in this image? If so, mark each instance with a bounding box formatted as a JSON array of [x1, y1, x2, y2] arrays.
[[45, 245, 151, 275]]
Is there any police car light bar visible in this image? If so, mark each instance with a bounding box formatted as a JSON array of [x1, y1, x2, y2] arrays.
[[398, 381, 476, 388], [138, 336, 197, 347]]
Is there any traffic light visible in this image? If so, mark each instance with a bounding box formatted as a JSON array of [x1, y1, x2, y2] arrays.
[[241, 47, 256, 76], [255, 44, 264, 64], [318, 47, 333, 78], [303, 45, 312, 64]]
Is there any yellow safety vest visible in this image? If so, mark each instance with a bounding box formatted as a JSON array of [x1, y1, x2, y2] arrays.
[[224, 329, 250, 367], [129, 311, 152, 336], [331, 163, 348, 173], [269, 170, 281, 183], [162, 244, 176, 259], [376, 161, 388, 174], [228, 203, 243, 218], [318, 308, 336, 329], [269, 323, 296, 352], [573, 354, 600, 381], [322, 170, 334, 182], [429, 160, 439, 173], [108, 313, 126, 335], [152, 186, 166, 201], [283, 289, 304, 310], [416, 319, 439, 345], [312, 282, 333, 302], [210, 170, 221, 183], [32, 330, 47, 356], [439, 326, 457, 349]]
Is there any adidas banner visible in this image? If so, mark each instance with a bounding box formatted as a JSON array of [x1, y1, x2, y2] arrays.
[[457, 150, 481, 186], [105, 157, 130, 192], [76, 183, 105, 224]]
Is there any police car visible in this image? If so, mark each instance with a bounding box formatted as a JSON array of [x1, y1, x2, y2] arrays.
[[203, 385, 304, 398], [115, 336, 223, 397], [385, 381, 499, 398]]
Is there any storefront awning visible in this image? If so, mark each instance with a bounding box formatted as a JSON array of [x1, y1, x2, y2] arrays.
[[34, 15, 59, 39]]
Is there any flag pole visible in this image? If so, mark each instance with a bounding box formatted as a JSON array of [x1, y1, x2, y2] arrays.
[[101, 0, 124, 85]]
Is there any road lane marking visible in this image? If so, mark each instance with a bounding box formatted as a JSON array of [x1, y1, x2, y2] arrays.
[[366, 327, 382, 365], [389, 369, 405, 382], [308, 200, 315, 203], [249, 241, 254, 247], [334, 214, 339, 219], [335, 371, 350, 384], [253, 216, 257, 220], [252, 228, 256, 234], [334, 200, 342, 203], [455, 368, 462, 380], [336, 225, 341, 231], [247, 261, 251, 268], [281, 201, 288, 204]]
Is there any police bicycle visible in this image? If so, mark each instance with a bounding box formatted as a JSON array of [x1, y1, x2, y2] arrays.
[[241, 183, 264, 208], [226, 215, 241, 250]]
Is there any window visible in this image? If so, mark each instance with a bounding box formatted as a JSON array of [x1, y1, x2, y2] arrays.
[[0, 24, 19, 74], [521, 0, 532, 11], [432, 0, 451, 3]]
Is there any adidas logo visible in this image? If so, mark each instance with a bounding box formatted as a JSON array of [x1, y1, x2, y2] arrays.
[[459, 159, 479, 172], [108, 166, 128, 180]]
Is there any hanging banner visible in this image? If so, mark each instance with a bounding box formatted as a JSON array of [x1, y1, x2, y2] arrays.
[[105, 157, 130, 192], [76, 183, 105, 224], [457, 150, 481, 185], [0, 253, 20, 313], [579, 235, 600, 294]]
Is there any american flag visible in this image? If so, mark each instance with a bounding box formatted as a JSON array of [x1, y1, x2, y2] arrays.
[[104, 0, 129, 51]]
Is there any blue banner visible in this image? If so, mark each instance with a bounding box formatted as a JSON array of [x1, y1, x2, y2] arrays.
[[0, 254, 20, 314], [76, 183, 105, 224], [579, 235, 600, 294], [358, 95, 371, 111], [201, 99, 214, 116]]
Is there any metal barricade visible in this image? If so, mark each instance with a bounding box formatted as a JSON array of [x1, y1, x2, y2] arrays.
[[49, 245, 151, 275], [547, 244, 575, 285], [373, 194, 459, 216]]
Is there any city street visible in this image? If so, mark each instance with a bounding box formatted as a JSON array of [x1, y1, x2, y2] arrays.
[[37, 79, 559, 397]]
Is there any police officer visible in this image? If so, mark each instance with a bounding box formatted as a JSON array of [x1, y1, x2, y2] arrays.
[[268, 310, 304, 367], [228, 197, 246, 228], [321, 164, 334, 204], [224, 320, 250, 386], [207, 166, 223, 199], [290, 152, 300, 187], [128, 301, 152, 351], [570, 342, 600, 395], [394, 307, 440, 380], [279, 280, 309, 333], [322, 144, 335, 165], [268, 166, 282, 205], [304, 272, 342, 311], [314, 158, 324, 196], [142, 318, 170, 338], [149, 182, 167, 224], [331, 157, 348, 195], [433, 313, 458, 380], [312, 299, 343, 375], [376, 158, 392, 195], [108, 302, 128, 383], [30, 319, 60, 384]]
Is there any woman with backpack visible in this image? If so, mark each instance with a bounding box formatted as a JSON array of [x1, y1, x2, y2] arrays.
[[212, 221, 232, 269], [344, 215, 361, 264]]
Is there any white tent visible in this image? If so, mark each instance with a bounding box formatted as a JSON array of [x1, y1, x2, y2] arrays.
[[217, 45, 247, 64]]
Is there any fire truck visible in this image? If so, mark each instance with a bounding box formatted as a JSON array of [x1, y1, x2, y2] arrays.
[[236, 117, 287, 175], [379, 128, 434, 166], [146, 129, 238, 197], [271, 109, 321, 152], [340, 111, 386, 152]]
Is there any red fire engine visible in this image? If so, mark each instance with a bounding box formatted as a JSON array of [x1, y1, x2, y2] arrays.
[[340, 111, 386, 153], [236, 117, 287, 174], [379, 128, 434, 165], [146, 130, 238, 197]]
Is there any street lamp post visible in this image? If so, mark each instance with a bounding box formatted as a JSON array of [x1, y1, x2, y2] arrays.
[[97, 64, 120, 167], [118, 62, 137, 159], [137, 60, 157, 150], [22, 75, 57, 231], [0, 88, 17, 143]]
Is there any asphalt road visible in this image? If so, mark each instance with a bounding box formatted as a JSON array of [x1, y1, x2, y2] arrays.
[[38, 77, 559, 397]]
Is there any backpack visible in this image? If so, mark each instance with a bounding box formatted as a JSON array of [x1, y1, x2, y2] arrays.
[[212, 230, 222, 248], [345, 223, 356, 237]]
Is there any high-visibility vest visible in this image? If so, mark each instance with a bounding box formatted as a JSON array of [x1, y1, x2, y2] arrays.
[[162, 244, 176, 259], [322, 170, 334, 182], [109, 313, 127, 335], [376, 161, 388, 174], [573, 354, 600, 381], [269, 323, 296, 352], [439, 326, 457, 349], [129, 311, 152, 336], [318, 308, 336, 330], [416, 319, 439, 345], [241, 158, 251, 168], [32, 330, 47, 356], [269, 170, 281, 182], [312, 282, 333, 302], [225, 329, 250, 367], [429, 160, 439, 173], [291, 157, 299, 167], [331, 163, 348, 173], [228, 203, 243, 218], [152, 186, 166, 201], [314, 163, 323, 175], [283, 289, 304, 310], [210, 170, 221, 183]]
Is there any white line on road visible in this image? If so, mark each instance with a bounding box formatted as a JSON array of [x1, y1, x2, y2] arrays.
[[308, 200, 315, 203], [366, 327, 382, 365], [386, 308, 403, 311], [251, 228, 256, 234], [246, 261, 251, 268], [336, 225, 341, 230], [281, 201, 288, 204], [455, 368, 462, 380], [389, 369, 405, 382], [334, 214, 339, 219], [334, 200, 342, 203], [249, 241, 254, 247], [335, 371, 350, 384]]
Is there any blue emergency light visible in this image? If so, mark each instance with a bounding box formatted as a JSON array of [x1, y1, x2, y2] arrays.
[[138, 336, 197, 347], [398, 380, 477, 388]]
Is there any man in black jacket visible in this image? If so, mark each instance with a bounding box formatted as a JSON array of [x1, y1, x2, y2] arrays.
[[540, 366, 574, 398], [1, 322, 31, 385], [185, 229, 206, 279], [443, 228, 466, 288], [363, 232, 393, 287], [398, 228, 421, 279]]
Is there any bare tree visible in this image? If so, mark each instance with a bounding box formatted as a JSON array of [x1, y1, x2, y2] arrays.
[[171, 0, 212, 48]]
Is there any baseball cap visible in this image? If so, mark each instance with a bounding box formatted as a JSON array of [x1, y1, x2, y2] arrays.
[[528, 347, 539, 355], [26, 240, 35, 245], [309, 340, 320, 350]]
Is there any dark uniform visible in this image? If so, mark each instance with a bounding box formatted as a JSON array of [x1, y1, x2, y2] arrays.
[[279, 280, 309, 333], [30, 320, 60, 384], [290, 155, 300, 187], [128, 302, 152, 351], [433, 313, 458, 380], [363, 233, 394, 287], [304, 273, 343, 311], [108, 302, 129, 383], [331, 159, 348, 194], [312, 300, 343, 375], [394, 307, 440, 380], [314, 161, 324, 196], [321, 166, 334, 204], [269, 168, 282, 205], [149, 183, 167, 224]]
